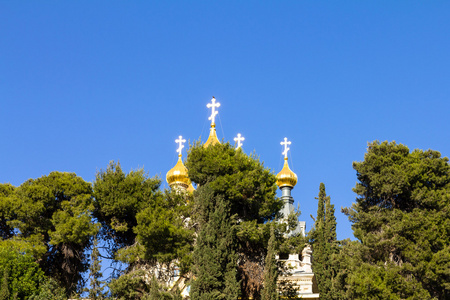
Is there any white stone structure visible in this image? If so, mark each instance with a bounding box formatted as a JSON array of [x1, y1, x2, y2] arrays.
[[276, 138, 320, 299]]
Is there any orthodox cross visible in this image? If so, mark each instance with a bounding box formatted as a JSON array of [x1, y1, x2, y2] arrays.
[[207, 97, 220, 125], [234, 133, 245, 149], [281, 137, 291, 158], [175, 135, 186, 156]]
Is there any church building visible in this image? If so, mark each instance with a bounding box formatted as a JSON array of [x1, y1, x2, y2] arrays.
[[165, 97, 319, 299]]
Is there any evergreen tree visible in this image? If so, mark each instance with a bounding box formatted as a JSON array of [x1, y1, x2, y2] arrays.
[[342, 141, 450, 299], [190, 187, 240, 300], [186, 142, 283, 299], [310, 183, 339, 299], [89, 238, 104, 300], [261, 224, 278, 300], [0, 172, 97, 296], [93, 161, 162, 257], [0, 242, 47, 300]]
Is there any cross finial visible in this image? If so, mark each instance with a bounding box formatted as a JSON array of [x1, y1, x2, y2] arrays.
[[234, 133, 245, 149], [206, 97, 220, 125], [175, 135, 186, 156], [280, 137, 291, 158]]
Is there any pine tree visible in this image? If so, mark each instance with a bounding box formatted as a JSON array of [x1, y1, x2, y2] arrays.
[[261, 224, 278, 300], [342, 141, 450, 299]]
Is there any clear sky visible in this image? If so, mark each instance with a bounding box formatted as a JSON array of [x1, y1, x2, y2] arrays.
[[1, 1, 449, 241]]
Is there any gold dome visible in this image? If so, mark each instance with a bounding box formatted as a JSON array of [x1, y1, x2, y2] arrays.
[[204, 124, 220, 147], [166, 155, 190, 189], [276, 157, 298, 188]]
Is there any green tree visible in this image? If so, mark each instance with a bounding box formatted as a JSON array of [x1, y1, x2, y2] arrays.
[[95, 162, 193, 297], [93, 161, 162, 257], [186, 142, 284, 299], [309, 183, 339, 299], [134, 190, 194, 271], [0, 184, 15, 240], [0, 242, 46, 300], [261, 224, 278, 300], [2, 172, 98, 296], [190, 187, 240, 300], [89, 238, 105, 300], [29, 278, 67, 300], [342, 141, 450, 299]]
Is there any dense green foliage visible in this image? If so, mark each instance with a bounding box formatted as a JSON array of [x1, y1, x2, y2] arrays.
[[134, 190, 194, 269], [309, 183, 340, 299], [0, 172, 97, 296], [186, 142, 284, 299], [342, 141, 450, 299], [29, 278, 67, 300], [0, 243, 45, 300], [190, 186, 240, 300], [93, 162, 163, 255], [94, 162, 193, 298], [261, 225, 278, 300], [1, 140, 449, 299]]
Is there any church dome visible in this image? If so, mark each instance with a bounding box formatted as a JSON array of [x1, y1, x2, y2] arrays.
[[166, 155, 190, 189], [276, 157, 298, 188], [204, 124, 221, 147]]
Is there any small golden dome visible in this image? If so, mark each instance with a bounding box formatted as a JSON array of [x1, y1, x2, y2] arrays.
[[204, 125, 220, 147], [166, 155, 190, 189], [276, 157, 298, 188]]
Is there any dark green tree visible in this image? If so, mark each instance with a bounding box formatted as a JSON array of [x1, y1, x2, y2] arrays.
[[134, 190, 194, 272], [93, 161, 162, 257], [261, 224, 278, 300], [309, 183, 339, 299], [190, 186, 240, 300], [342, 141, 450, 299], [95, 162, 193, 297], [186, 142, 284, 299], [30, 278, 67, 300], [0, 184, 15, 240], [2, 172, 98, 296]]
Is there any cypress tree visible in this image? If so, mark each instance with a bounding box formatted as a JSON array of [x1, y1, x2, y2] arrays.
[[89, 238, 104, 300], [190, 187, 239, 300], [310, 183, 338, 299], [261, 224, 278, 300]]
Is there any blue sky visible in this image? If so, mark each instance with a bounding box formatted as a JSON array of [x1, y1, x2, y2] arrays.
[[1, 1, 449, 241]]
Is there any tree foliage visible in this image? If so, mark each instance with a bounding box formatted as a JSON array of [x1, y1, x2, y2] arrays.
[[189, 186, 240, 300], [261, 224, 278, 300], [0, 243, 45, 300], [186, 142, 284, 299], [309, 183, 340, 299], [342, 141, 450, 299], [0, 172, 97, 296], [93, 162, 162, 256], [94, 162, 193, 297]]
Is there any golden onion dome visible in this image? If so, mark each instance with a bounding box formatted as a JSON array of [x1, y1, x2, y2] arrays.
[[204, 124, 221, 147], [276, 157, 298, 188], [166, 155, 190, 189]]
